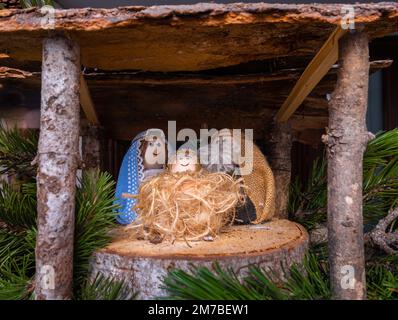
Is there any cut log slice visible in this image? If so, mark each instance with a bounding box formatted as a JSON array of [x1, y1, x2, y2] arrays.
[[89, 219, 309, 299]]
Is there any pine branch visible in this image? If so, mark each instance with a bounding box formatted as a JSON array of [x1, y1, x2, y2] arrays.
[[0, 123, 123, 299], [162, 248, 398, 300], [367, 264, 398, 300], [161, 252, 330, 300], [289, 129, 398, 231], [73, 170, 119, 292], [19, 0, 53, 8], [0, 124, 38, 180], [78, 273, 136, 300], [0, 229, 35, 272], [0, 182, 37, 229], [0, 257, 33, 300], [0, 169, 119, 299]]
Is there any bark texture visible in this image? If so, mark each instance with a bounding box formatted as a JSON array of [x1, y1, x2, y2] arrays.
[[267, 120, 293, 219], [35, 36, 80, 300], [89, 220, 308, 299], [0, 3, 397, 71], [82, 125, 103, 170], [0, 0, 21, 9], [365, 207, 398, 256], [323, 31, 369, 300]]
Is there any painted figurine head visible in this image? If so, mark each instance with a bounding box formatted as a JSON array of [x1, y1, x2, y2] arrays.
[[200, 129, 240, 174], [141, 134, 167, 170], [169, 148, 201, 174]]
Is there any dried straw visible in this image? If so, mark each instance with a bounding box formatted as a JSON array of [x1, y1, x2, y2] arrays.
[[132, 170, 245, 242]]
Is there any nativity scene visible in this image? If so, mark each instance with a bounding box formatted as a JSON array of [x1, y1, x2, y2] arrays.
[[116, 129, 275, 242], [91, 128, 307, 298], [1, 1, 398, 301]]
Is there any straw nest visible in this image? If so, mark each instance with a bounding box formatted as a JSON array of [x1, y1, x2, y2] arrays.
[[132, 170, 245, 242]]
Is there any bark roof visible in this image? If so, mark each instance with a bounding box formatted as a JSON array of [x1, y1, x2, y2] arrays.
[[0, 2, 397, 71], [0, 3, 396, 144]]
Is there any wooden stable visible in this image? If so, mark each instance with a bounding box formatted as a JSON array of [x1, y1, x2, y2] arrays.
[[1, 3, 398, 300]]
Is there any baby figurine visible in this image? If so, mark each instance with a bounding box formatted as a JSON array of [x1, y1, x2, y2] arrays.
[[168, 146, 215, 241], [168, 147, 201, 174], [115, 129, 168, 225]]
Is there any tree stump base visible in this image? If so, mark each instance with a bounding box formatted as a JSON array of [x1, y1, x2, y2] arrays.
[[89, 219, 309, 299]]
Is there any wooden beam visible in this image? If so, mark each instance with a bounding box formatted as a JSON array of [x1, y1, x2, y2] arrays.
[[80, 74, 100, 125], [83, 59, 391, 84], [0, 66, 35, 79], [0, 59, 390, 83], [276, 26, 347, 122], [83, 69, 302, 84]]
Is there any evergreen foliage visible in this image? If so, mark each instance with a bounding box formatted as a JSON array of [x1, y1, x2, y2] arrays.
[[0, 123, 38, 179], [289, 128, 398, 230], [19, 0, 53, 8], [74, 171, 122, 296], [162, 248, 398, 300], [79, 273, 136, 300], [0, 124, 130, 300], [161, 252, 330, 300]]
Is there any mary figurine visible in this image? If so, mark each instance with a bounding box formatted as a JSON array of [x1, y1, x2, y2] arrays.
[[115, 129, 168, 224]]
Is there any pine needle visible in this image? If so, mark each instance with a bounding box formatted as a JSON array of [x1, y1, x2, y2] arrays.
[[78, 273, 136, 300], [19, 0, 54, 8]]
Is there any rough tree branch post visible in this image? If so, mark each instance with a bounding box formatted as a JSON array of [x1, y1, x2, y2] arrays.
[[267, 119, 293, 219], [35, 35, 80, 300], [323, 31, 370, 300], [81, 125, 103, 170]]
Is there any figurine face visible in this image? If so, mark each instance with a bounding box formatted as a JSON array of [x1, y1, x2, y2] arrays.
[[169, 149, 199, 173], [204, 130, 239, 173], [142, 135, 166, 170]]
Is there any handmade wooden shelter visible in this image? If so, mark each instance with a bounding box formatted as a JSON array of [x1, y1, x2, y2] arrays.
[[1, 2, 398, 300]]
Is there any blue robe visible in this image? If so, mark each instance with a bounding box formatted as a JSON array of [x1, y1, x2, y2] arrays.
[[115, 129, 167, 225]]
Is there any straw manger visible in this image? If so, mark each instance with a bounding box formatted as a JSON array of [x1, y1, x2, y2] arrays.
[[123, 170, 245, 243]]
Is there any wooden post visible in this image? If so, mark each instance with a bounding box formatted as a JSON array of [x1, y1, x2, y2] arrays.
[[267, 120, 293, 219], [323, 31, 369, 300], [82, 125, 103, 170], [35, 36, 80, 300]]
